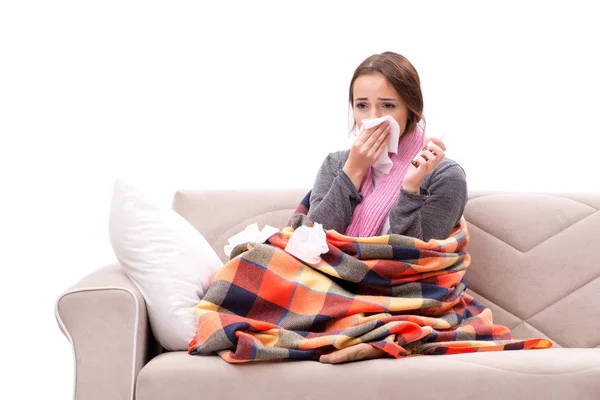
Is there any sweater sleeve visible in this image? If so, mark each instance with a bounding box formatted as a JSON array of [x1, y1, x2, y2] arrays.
[[307, 152, 363, 234], [387, 161, 468, 241]]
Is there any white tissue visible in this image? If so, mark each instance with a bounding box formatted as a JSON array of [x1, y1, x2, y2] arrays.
[[284, 223, 329, 264], [352, 116, 400, 175], [224, 223, 280, 257]]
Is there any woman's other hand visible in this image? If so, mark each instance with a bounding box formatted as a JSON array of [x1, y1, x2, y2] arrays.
[[319, 343, 388, 364], [402, 137, 446, 194], [343, 121, 391, 190]]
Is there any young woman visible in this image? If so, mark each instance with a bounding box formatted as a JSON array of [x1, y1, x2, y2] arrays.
[[313, 52, 468, 364], [308, 51, 467, 243]]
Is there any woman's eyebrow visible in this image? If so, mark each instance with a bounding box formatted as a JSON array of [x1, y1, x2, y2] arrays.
[[354, 97, 398, 101]]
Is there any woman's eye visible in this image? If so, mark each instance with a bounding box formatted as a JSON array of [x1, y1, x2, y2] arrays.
[[355, 103, 367, 109], [382, 103, 395, 109]]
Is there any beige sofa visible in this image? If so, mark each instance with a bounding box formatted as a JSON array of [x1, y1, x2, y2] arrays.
[[56, 189, 600, 400]]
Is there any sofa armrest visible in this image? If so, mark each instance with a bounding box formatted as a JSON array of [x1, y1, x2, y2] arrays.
[[55, 263, 158, 400]]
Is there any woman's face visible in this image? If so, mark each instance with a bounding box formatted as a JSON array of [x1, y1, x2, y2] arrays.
[[352, 73, 410, 134]]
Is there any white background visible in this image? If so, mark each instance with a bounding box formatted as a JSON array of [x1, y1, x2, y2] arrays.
[[1, 1, 599, 398]]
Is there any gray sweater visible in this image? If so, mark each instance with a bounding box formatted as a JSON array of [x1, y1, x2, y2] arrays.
[[307, 150, 468, 241]]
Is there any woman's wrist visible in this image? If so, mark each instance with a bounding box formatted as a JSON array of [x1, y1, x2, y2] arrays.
[[343, 164, 366, 190], [401, 184, 420, 194]]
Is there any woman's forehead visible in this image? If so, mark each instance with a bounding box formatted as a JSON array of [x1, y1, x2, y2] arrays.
[[353, 74, 397, 98]]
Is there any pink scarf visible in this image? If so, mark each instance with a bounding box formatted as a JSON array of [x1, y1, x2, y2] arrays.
[[345, 126, 425, 237]]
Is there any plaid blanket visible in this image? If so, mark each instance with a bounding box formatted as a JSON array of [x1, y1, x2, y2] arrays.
[[188, 191, 552, 363]]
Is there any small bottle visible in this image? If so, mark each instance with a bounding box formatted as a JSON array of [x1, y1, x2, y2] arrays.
[[411, 134, 446, 168]]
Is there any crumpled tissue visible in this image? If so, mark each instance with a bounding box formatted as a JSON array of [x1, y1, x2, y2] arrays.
[[284, 222, 329, 264], [224, 223, 280, 257], [352, 115, 400, 175]]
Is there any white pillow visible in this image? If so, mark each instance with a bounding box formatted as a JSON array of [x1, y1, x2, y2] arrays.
[[108, 179, 223, 351]]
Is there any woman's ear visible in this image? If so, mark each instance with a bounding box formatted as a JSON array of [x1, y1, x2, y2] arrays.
[[402, 115, 412, 136], [407, 112, 418, 134]]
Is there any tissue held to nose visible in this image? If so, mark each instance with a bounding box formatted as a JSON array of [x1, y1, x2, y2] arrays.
[[284, 223, 329, 264], [353, 116, 401, 175]]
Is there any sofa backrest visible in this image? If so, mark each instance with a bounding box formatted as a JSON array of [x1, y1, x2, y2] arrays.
[[172, 189, 600, 349]]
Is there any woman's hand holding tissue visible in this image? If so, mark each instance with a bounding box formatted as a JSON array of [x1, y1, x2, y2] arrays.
[[343, 120, 391, 190], [403, 137, 446, 194]]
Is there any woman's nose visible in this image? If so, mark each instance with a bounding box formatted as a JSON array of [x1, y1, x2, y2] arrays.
[[369, 109, 381, 119]]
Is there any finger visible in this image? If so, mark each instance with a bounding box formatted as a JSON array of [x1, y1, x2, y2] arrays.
[[363, 128, 390, 158], [354, 122, 386, 147], [319, 354, 333, 363], [358, 344, 388, 360], [427, 137, 446, 151], [425, 143, 443, 157], [421, 149, 436, 162], [324, 344, 372, 364], [413, 155, 427, 168], [322, 347, 385, 364], [355, 122, 381, 145], [367, 127, 390, 155], [363, 122, 390, 149], [372, 133, 390, 159], [319, 347, 349, 364], [361, 121, 388, 138], [415, 148, 433, 162], [319, 347, 355, 364]]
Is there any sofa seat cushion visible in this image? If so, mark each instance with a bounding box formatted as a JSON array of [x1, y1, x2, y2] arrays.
[[136, 349, 600, 400]]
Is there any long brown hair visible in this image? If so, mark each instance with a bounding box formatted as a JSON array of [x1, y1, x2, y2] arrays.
[[349, 52, 424, 135]]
